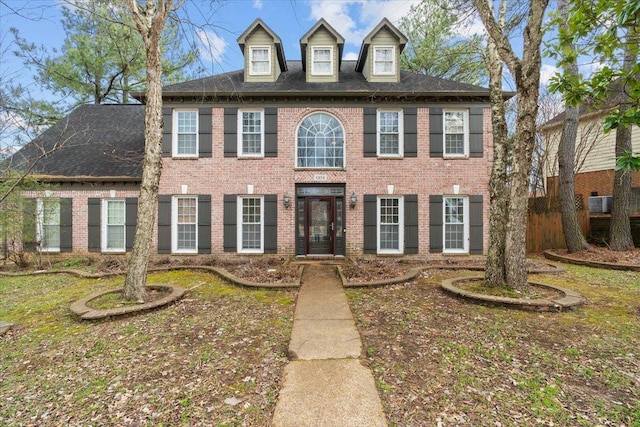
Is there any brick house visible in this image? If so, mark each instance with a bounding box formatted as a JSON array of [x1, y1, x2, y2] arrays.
[[8, 18, 496, 259]]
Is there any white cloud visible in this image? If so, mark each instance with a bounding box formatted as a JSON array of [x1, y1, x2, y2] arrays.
[[196, 29, 228, 64], [253, 0, 263, 9], [540, 63, 560, 85], [308, 0, 420, 46], [452, 14, 486, 38], [344, 51, 358, 60]]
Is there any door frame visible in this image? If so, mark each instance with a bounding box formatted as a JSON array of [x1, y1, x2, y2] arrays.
[[295, 184, 346, 256]]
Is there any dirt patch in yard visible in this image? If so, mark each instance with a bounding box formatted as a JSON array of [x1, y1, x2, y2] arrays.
[[553, 246, 640, 265]]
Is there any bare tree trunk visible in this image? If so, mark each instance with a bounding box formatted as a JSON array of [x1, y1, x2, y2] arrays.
[[609, 34, 636, 251], [484, 0, 508, 286], [474, 0, 549, 290], [123, 0, 173, 302], [557, 0, 590, 253]]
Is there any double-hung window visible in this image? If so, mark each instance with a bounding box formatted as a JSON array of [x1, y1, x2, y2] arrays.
[[37, 198, 60, 252], [250, 46, 271, 75], [377, 109, 403, 157], [173, 110, 198, 157], [378, 196, 403, 254], [373, 46, 395, 75], [238, 110, 264, 157], [238, 196, 263, 253], [102, 200, 125, 252], [443, 196, 469, 253], [173, 196, 197, 253], [444, 110, 469, 157], [312, 47, 333, 75]]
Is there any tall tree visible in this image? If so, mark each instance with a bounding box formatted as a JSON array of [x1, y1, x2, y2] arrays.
[[400, 0, 487, 85], [123, 0, 177, 302], [11, 0, 196, 107], [555, 0, 590, 252], [550, 0, 639, 250], [474, 0, 550, 290]]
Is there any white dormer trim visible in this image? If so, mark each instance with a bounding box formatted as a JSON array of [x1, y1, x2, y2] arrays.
[[249, 46, 272, 76], [311, 46, 334, 76]]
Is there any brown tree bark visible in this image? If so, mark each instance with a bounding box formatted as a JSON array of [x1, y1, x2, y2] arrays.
[[474, 0, 549, 290], [557, 0, 590, 253], [123, 0, 174, 302], [484, 0, 509, 286], [609, 34, 636, 251]]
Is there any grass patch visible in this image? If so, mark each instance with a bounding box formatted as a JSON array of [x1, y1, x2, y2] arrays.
[[0, 271, 296, 426]]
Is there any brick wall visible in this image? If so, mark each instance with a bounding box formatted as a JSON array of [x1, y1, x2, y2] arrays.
[[547, 169, 640, 202]]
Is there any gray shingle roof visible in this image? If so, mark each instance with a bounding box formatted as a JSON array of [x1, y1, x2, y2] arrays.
[[161, 60, 492, 99], [6, 104, 144, 179]]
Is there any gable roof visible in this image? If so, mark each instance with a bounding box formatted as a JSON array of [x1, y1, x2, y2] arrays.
[[160, 60, 495, 101], [300, 18, 345, 72], [355, 18, 408, 72], [5, 104, 145, 180], [236, 18, 287, 73]]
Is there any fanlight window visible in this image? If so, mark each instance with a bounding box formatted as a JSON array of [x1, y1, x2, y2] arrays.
[[297, 113, 345, 168]]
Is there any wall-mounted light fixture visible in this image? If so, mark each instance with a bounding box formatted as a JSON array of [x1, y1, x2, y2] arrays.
[[283, 193, 291, 209], [350, 192, 357, 209]]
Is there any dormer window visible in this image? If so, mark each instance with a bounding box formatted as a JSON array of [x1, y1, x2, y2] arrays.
[[249, 46, 271, 75], [312, 47, 333, 75], [373, 46, 395, 75]]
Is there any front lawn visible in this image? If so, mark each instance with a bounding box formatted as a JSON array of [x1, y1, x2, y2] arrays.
[[0, 271, 296, 426], [347, 264, 640, 426]]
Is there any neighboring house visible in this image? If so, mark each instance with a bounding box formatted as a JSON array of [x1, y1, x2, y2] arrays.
[[8, 18, 498, 259], [541, 84, 640, 214]]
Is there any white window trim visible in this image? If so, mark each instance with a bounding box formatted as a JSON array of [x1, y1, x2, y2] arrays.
[[295, 112, 346, 169], [443, 109, 469, 158], [237, 109, 265, 158], [172, 109, 199, 158], [442, 196, 470, 254], [376, 109, 404, 157], [172, 196, 198, 254], [377, 196, 404, 254], [36, 198, 60, 253], [237, 195, 264, 254], [311, 46, 334, 76], [373, 46, 396, 76], [101, 199, 126, 253], [249, 46, 272, 76]]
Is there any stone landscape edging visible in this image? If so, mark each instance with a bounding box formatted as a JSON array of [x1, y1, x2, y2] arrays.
[[544, 250, 640, 271], [441, 276, 586, 312], [69, 284, 186, 320]]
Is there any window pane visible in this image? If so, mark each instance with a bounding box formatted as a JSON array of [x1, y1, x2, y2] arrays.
[[444, 111, 466, 155], [241, 111, 262, 155], [444, 198, 465, 250], [40, 200, 60, 250], [251, 48, 269, 73], [106, 201, 125, 250], [176, 111, 197, 155], [297, 113, 344, 168], [374, 48, 393, 74], [241, 198, 262, 250], [379, 198, 400, 250], [107, 201, 125, 225], [106, 225, 125, 249], [42, 225, 60, 249], [176, 198, 197, 250]]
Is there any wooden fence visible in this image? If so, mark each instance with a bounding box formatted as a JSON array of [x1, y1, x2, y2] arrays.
[[526, 197, 590, 253]]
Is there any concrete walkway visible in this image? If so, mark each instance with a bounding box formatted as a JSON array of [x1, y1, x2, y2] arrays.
[[272, 264, 387, 427]]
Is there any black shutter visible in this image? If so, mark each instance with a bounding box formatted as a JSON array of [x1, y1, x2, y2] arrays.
[[429, 108, 443, 158], [22, 198, 37, 251], [264, 195, 277, 253], [125, 197, 138, 251], [363, 108, 377, 157], [223, 194, 237, 252], [264, 108, 278, 157], [198, 195, 211, 254], [162, 107, 172, 157], [224, 108, 238, 157], [429, 195, 443, 253], [469, 195, 484, 254], [59, 198, 72, 252], [404, 108, 417, 157], [87, 198, 101, 252], [404, 195, 418, 254], [469, 107, 483, 158], [199, 108, 212, 158], [157, 195, 172, 254], [363, 195, 377, 254]]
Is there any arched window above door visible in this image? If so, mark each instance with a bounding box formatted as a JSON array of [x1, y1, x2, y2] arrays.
[[296, 113, 345, 168]]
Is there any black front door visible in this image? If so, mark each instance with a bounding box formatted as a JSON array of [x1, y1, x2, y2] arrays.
[[307, 197, 333, 255]]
